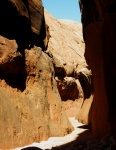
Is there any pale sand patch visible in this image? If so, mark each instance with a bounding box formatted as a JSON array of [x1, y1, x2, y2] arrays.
[[13, 118, 90, 150]]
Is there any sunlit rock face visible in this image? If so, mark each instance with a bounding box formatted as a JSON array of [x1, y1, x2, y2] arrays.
[[44, 10, 93, 120], [44, 11, 85, 117], [80, 0, 116, 137], [0, 0, 73, 149]]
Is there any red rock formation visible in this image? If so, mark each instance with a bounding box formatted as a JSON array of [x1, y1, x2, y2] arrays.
[[44, 11, 86, 117], [0, 0, 46, 50], [0, 36, 73, 150], [80, 0, 116, 137], [76, 67, 93, 125], [0, 1, 73, 149], [56, 76, 84, 117], [44, 11, 93, 119], [44, 11, 86, 77]]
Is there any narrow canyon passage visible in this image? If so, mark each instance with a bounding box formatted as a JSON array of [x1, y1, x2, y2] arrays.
[[0, 0, 116, 149]]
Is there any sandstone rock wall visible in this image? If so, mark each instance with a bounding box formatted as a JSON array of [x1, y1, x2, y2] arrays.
[[44, 10, 93, 120], [0, 0, 95, 148], [0, 1, 73, 149], [0, 0, 46, 50], [44, 11, 86, 77], [80, 0, 116, 137]]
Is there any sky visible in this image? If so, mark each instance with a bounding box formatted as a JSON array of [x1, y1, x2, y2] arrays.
[[42, 0, 81, 22]]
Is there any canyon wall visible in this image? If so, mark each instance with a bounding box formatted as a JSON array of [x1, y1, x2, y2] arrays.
[[0, 0, 73, 149], [80, 0, 116, 137], [0, 0, 94, 149], [44, 10, 93, 120]]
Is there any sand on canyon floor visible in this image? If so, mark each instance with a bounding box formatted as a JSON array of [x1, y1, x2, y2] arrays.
[[14, 118, 91, 150]]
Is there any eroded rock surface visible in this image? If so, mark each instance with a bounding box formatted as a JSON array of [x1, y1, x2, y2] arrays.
[[44, 11, 93, 119], [0, 35, 73, 149], [0, 0, 46, 50], [0, 1, 73, 149], [56, 76, 84, 117], [44, 11, 86, 77], [76, 67, 93, 125]]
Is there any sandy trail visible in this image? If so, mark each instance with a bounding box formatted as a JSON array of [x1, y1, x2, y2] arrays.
[[14, 118, 91, 150]]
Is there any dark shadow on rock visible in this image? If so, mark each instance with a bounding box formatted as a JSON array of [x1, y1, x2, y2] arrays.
[[21, 147, 42, 150], [0, 0, 32, 52], [78, 124, 92, 130], [55, 76, 79, 101], [0, 1, 29, 91], [0, 51, 27, 91], [58, 81, 79, 101], [51, 130, 92, 150], [0, 0, 46, 52], [78, 72, 92, 100], [0, 0, 47, 91]]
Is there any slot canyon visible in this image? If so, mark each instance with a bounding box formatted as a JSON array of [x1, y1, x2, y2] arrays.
[[0, 0, 116, 149]]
